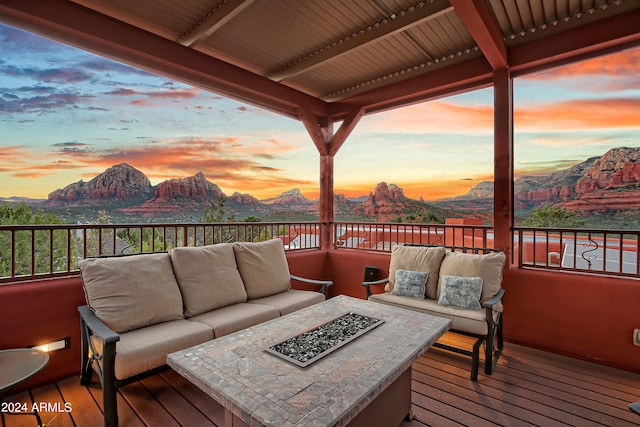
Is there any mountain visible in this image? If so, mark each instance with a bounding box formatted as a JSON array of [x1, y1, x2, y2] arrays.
[[121, 172, 225, 215], [262, 188, 313, 210], [228, 192, 273, 216], [0, 196, 45, 206], [32, 147, 640, 225], [43, 163, 154, 207], [433, 147, 640, 216]]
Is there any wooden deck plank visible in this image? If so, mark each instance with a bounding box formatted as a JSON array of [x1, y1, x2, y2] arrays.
[[86, 381, 146, 427], [29, 382, 75, 427], [159, 370, 226, 426], [56, 376, 105, 427], [118, 381, 181, 427], [139, 374, 216, 426], [424, 347, 640, 426], [3, 342, 640, 427], [1, 391, 38, 427], [414, 357, 602, 426]]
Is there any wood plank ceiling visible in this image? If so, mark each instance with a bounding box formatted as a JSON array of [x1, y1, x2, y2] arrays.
[[0, 0, 639, 121]]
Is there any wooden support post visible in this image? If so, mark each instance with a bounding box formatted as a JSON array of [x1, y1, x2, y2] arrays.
[[298, 107, 364, 250], [493, 67, 513, 257], [320, 154, 334, 250]]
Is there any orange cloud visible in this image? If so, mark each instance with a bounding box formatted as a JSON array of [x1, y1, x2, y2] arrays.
[[516, 98, 640, 131], [364, 99, 493, 134], [525, 48, 640, 80]]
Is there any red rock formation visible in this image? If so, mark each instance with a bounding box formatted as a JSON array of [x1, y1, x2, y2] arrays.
[[44, 163, 153, 206], [122, 172, 224, 215]]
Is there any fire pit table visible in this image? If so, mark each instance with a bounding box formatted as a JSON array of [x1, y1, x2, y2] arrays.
[[168, 295, 450, 427]]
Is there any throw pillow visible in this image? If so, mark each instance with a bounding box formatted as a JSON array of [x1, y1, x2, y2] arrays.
[[388, 245, 446, 299], [437, 251, 506, 306], [391, 269, 429, 300], [438, 275, 483, 310]]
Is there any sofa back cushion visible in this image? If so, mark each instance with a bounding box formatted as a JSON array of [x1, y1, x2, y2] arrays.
[[169, 243, 248, 317], [437, 251, 506, 307], [78, 253, 184, 333], [388, 245, 446, 299], [233, 239, 290, 300]]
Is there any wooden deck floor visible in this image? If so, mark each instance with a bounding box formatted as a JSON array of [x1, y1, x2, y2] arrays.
[[3, 342, 640, 427]]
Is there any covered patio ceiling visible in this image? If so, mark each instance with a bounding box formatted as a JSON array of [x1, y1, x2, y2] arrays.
[[0, 0, 638, 123]]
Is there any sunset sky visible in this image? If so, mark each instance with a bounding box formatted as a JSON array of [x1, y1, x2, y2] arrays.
[[1, 24, 639, 201]]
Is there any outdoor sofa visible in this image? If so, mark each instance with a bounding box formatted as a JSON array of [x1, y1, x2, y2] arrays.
[[77, 238, 332, 427], [363, 244, 505, 381]]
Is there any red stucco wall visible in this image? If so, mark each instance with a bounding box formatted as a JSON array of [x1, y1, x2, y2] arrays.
[[0, 277, 86, 391]]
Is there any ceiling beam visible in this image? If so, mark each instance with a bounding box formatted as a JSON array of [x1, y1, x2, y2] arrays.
[[509, 8, 640, 77], [330, 56, 493, 117], [450, 0, 507, 69], [0, 0, 328, 120], [178, 0, 254, 47], [268, 0, 453, 82]]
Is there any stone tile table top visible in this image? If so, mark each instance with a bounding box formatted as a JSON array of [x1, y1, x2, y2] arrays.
[[167, 295, 451, 427]]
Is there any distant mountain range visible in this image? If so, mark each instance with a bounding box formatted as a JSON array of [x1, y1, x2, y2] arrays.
[[432, 147, 640, 219], [3, 146, 639, 226]]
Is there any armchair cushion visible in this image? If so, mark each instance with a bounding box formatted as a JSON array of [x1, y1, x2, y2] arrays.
[[388, 245, 446, 299], [169, 243, 247, 317], [233, 239, 291, 299], [437, 251, 506, 310], [78, 253, 184, 333], [437, 275, 483, 310], [391, 269, 428, 300]]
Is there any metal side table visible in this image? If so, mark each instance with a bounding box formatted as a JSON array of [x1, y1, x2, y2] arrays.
[[0, 348, 49, 427]]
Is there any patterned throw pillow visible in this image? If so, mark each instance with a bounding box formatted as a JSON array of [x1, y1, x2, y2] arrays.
[[391, 269, 429, 300], [437, 275, 483, 310]]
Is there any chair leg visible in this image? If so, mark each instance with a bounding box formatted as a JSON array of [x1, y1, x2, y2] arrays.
[[102, 349, 118, 427], [471, 339, 482, 381], [485, 315, 504, 375]]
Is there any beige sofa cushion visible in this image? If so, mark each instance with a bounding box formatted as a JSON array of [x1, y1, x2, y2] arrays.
[[188, 303, 280, 338], [369, 292, 491, 335], [233, 239, 291, 300], [388, 245, 446, 299], [78, 253, 184, 333], [91, 319, 213, 380], [248, 289, 325, 316], [437, 251, 506, 307], [169, 243, 247, 317]]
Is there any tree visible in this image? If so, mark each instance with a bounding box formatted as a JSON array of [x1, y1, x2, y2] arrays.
[[522, 206, 585, 228], [0, 202, 71, 277], [203, 195, 238, 243], [203, 195, 235, 222]]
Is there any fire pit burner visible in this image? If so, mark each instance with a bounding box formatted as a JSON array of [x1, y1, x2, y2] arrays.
[[265, 312, 383, 367]]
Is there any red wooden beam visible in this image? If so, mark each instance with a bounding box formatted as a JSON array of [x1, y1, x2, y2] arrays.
[[450, 0, 507, 69], [331, 56, 493, 117]]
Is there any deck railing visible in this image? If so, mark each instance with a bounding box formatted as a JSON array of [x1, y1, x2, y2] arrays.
[[0, 221, 321, 284], [333, 222, 493, 252], [2, 221, 639, 283], [513, 226, 640, 278]]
